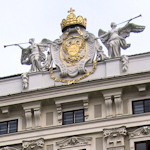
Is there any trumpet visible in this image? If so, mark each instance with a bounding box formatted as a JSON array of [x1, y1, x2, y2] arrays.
[[117, 14, 142, 25], [4, 42, 29, 48]]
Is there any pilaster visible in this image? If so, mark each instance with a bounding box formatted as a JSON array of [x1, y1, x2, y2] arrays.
[[24, 108, 32, 129], [83, 99, 89, 120], [34, 107, 41, 128], [114, 94, 123, 116], [104, 96, 113, 118], [22, 101, 41, 129], [56, 104, 62, 124]]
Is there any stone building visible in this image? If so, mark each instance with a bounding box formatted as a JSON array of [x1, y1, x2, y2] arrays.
[[0, 8, 149, 150]]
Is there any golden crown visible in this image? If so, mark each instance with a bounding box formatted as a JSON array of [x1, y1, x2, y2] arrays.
[[61, 8, 87, 31]]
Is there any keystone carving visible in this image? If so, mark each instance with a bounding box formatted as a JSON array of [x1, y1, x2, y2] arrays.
[[103, 126, 127, 150], [22, 138, 44, 150]]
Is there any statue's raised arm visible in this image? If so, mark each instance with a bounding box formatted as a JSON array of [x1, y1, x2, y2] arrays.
[[98, 22, 145, 58]]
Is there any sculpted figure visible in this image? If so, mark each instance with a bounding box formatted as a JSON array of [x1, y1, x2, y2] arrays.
[[16, 38, 52, 72], [21, 73, 29, 89], [98, 22, 145, 58]]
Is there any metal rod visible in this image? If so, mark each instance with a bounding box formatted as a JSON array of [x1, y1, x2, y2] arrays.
[[4, 42, 29, 48], [117, 14, 142, 25]]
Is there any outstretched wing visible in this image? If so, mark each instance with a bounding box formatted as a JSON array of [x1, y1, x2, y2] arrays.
[[98, 29, 109, 49], [98, 29, 107, 37], [39, 38, 52, 52], [41, 38, 52, 45], [118, 23, 145, 38]]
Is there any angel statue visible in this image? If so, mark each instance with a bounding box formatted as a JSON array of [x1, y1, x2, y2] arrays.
[[15, 38, 52, 72], [98, 22, 145, 58]]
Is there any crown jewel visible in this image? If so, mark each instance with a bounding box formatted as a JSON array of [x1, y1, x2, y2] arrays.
[[61, 8, 87, 31]]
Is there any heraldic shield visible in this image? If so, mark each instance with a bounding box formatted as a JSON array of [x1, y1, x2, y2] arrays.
[[48, 8, 106, 85]]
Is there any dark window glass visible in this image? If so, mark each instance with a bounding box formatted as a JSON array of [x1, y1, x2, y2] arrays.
[[0, 122, 7, 134], [63, 112, 73, 125], [147, 141, 150, 150], [136, 142, 146, 150], [63, 110, 84, 125], [8, 120, 18, 133], [144, 100, 150, 112], [133, 101, 144, 114], [135, 141, 150, 150], [0, 120, 17, 135], [74, 110, 84, 123]]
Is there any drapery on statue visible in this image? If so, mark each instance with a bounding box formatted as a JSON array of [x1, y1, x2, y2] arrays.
[[98, 22, 145, 58], [15, 38, 52, 72]]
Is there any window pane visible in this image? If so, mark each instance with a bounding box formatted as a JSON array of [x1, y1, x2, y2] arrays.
[[144, 100, 150, 113], [133, 101, 144, 114], [74, 110, 84, 123], [8, 120, 17, 133], [136, 142, 146, 150], [63, 112, 73, 125], [0, 122, 7, 134]]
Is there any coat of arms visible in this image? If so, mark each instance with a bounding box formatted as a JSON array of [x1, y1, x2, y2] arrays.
[[4, 8, 145, 86]]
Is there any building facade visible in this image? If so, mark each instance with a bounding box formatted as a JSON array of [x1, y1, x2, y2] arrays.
[[0, 9, 149, 150]]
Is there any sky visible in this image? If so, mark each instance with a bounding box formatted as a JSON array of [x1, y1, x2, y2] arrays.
[[0, 0, 149, 77]]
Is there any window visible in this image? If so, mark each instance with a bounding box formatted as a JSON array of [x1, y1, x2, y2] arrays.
[[0, 120, 18, 135], [133, 99, 150, 114], [63, 109, 84, 125], [135, 141, 150, 150]]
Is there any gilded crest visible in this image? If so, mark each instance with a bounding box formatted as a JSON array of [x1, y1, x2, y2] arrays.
[[60, 35, 87, 66]]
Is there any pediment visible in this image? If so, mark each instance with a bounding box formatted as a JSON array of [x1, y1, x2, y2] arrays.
[[129, 126, 150, 138], [56, 136, 92, 148]]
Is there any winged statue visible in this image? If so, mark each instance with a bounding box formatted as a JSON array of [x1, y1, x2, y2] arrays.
[[16, 38, 52, 72], [98, 22, 145, 58]]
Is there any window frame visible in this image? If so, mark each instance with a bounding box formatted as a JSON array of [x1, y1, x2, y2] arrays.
[[135, 140, 150, 150], [62, 109, 84, 125], [132, 99, 150, 114], [0, 119, 18, 135]]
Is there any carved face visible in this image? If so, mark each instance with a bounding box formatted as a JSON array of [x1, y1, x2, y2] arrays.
[[67, 41, 79, 57]]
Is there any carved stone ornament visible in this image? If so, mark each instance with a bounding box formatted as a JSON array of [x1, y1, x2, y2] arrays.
[[103, 126, 127, 150], [0, 147, 19, 150], [21, 73, 29, 89], [129, 126, 150, 138], [103, 126, 127, 138], [56, 136, 92, 148], [121, 55, 129, 72], [22, 138, 44, 150]]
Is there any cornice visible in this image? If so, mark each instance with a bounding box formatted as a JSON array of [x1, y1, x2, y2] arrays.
[[0, 71, 150, 106]]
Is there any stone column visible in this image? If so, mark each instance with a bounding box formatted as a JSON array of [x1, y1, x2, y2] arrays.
[[114, 94, 123, 116], [104, 96, 113, 118]]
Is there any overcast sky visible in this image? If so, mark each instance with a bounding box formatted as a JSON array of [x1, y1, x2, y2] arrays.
[[0, 0, 149, 77]]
